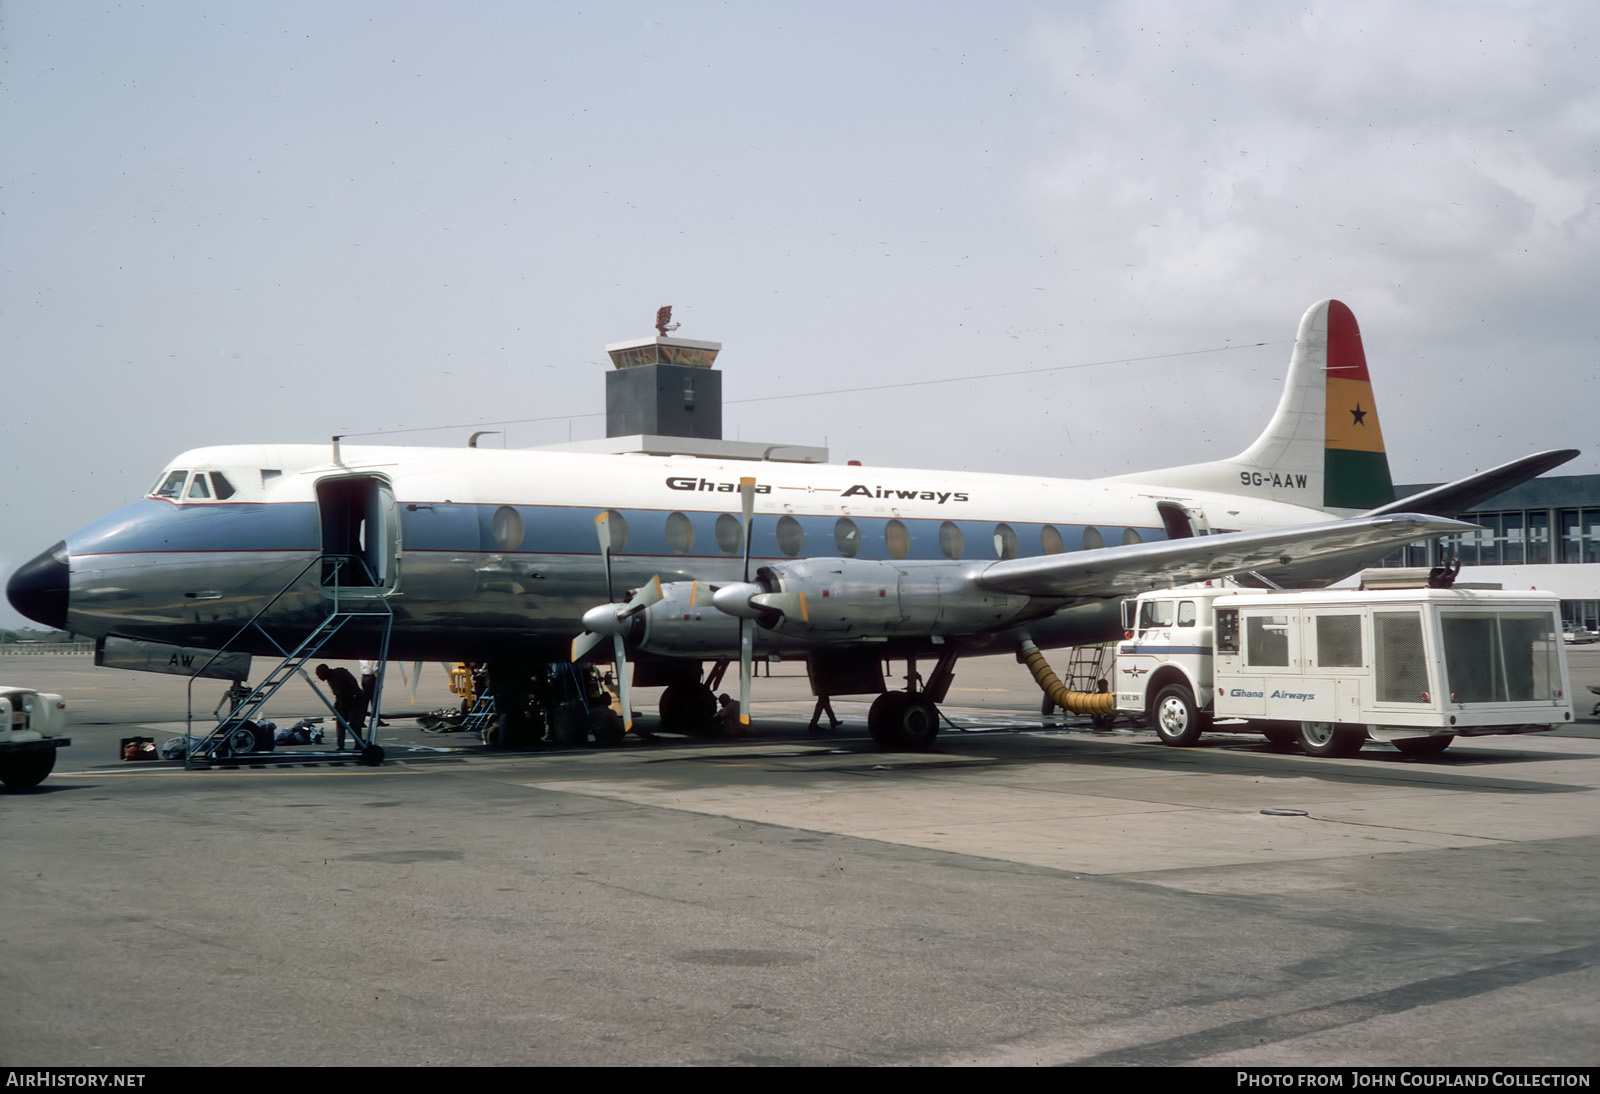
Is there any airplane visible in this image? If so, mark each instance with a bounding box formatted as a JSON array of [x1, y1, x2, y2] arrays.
[[5, 299, 1577, 751]]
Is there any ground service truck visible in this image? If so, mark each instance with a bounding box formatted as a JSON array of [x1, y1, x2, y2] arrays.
[[0, 686, 70, 789], [1113, 574, 1573, 757]]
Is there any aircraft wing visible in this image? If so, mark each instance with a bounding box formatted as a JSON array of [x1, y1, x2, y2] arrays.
[[1366, 449, 1579, 519], [974, 513, 1476, 599]]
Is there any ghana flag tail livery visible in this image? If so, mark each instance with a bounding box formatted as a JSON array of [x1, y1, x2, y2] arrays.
[[1320, 300, 1394, 509], [1107, 298, 1396, 513]]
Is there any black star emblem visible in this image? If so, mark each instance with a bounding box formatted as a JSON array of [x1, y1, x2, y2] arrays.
[[1350, 402, 1368, 427]]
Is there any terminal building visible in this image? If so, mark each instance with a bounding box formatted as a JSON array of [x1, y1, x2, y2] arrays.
[[1382, 474, 1600, 633]]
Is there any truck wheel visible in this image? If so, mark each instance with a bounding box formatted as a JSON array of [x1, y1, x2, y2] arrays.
[[1298, 721, 1365, 757], [1394, 734, 1454, 756], [1261, 723, 1298, 748], [0, 749, 57, 790], [1152, 684, 1205, 747]]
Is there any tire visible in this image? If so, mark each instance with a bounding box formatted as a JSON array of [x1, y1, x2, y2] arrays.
[[589, 706, 625, 747], [358, 745, 385, 767], [1393, 734, 1454, 756], [659, 682, 716, 735], [867, 692, 907, 747], [1151, 684, 1205, 747], [1298, 721, 1366, 757], [0, 749, 57, 790], [1261, 723, 1298, 748], [867, 692, 939, 751], [550, 701, 590, 746]]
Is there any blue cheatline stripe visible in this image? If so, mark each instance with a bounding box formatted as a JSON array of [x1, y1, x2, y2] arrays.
[[68, 496, 1167, 565]]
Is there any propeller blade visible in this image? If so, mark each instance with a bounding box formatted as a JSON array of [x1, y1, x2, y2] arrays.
[[738, 618, 753, 730], [594, 511, 615, 602], [751, 590, 807, 621], [738, 477, 755, 582], [571, 629, 609, 662], [612, 634, 634, 732]]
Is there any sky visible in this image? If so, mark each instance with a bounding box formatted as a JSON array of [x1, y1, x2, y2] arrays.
[[3, 1, 1597, 627]]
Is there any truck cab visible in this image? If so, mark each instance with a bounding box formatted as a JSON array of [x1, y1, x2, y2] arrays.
[[1113, 585, 1234, 746]]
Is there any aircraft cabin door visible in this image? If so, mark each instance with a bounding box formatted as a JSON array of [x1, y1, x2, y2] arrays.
[[315, 475, 400, 594], [1156, 501, 1210, 539]]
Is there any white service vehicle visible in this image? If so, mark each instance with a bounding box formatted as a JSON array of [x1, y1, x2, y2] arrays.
[[0, 686, 70, 789], [1114, 576, 1573, 757]]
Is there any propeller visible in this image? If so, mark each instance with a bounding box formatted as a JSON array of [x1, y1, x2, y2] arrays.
[[569, 511, 662, 732]]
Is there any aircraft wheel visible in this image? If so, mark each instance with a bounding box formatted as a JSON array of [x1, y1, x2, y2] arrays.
[[868, 692, 939, 751], [1151, 684, 1206, 747], [1298, 721, 1366, 757], [867, 692, 907, 747], [358, 745, 385, 767], [659, 682, 716, 735], [589, 706, 625, 747], [1393, 734, 1454, 756], [0, 749, 56, 790], [550, 701, 589, 746]]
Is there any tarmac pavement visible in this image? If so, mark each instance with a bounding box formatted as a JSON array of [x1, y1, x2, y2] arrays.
[[2, 650, 1598, 1067]]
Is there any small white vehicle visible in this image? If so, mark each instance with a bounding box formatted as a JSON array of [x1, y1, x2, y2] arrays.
[[0, 686, 70, 789], [1114, 575, 1573, 757]]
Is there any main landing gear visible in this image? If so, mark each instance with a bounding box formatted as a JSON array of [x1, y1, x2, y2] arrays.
[[865, 651, 957, 752]]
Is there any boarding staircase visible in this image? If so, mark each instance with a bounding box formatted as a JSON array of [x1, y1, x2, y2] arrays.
[[183, 554, 394, 766]]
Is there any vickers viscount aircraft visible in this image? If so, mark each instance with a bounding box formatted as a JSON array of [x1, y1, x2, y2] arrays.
[[6, 300, 1576, 749]]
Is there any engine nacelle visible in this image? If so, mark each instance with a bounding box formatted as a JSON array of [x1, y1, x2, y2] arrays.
[[632, 580, 815, 659], [757, 558, 1034, 638]]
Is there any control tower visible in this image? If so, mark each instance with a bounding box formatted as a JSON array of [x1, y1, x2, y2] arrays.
[[539, 312, 827, 464]]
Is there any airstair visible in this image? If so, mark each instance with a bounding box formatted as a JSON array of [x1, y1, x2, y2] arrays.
[[182, 554, 394, 767]]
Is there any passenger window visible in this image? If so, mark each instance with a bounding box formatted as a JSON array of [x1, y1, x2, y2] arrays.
[[776, 515, 804, 557], [665, 511, 695, 555], [1082, 527, 1104, 550], [835, 517, 860, 558], [1122, 528, 1143, 545], [993, 523, 1019, 560], [939, 521, 964, 560], [1177, 601, 1196, 627], [153, 471, 187, 499], [1041, 525, 1064, 555], [492, 506, 525, 551], [715, 514, 742, 555], [885, 519, 910, 560]]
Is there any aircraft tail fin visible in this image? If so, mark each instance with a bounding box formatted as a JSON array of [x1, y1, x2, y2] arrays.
[[1107, 298, 1395, 512]]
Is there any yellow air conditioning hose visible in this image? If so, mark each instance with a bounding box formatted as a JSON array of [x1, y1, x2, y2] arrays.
[[1017, 639, 1118, 715]]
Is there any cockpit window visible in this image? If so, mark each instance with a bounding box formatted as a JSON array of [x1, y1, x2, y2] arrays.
[[211, 472, 236, 500], [187, 474, 212, 500], [153, 471, 188, 499]]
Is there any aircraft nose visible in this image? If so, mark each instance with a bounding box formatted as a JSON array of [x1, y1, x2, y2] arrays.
[[7, 542, 70, 631]]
